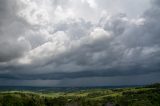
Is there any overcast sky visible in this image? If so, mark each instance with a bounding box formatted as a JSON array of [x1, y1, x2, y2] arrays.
[[0, 0, 160, 86]]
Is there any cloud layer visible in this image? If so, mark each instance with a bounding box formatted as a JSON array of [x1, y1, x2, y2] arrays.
[[0, 0, 160, 86]]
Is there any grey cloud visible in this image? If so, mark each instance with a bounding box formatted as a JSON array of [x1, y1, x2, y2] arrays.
[[95, 0, 150, 17], [54, 19, 92, 40], [38, 0, 159, 79], [56, 72, 160, 87], [0, 0, 160, 86], [0, 0, 30, 62], [0, 41, 29, 62], [0, 72, 160, 86]]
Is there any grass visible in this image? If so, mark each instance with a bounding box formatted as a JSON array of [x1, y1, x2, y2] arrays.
[[0, 84, 159, 106], [0, 87, 155, 99]]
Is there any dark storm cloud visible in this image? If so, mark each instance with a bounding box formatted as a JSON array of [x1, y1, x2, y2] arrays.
[[1, 67, 159, 80], [0, 0, 160, 84]]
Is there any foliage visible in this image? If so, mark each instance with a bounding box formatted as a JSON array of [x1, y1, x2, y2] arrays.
[[0, 84, 160, 106]]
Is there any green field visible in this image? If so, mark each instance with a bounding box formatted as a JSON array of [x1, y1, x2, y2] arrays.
[[0, 84, 160, 106]]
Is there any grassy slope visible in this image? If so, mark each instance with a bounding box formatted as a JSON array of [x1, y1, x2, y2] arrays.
[[0, 84, 160, 106]]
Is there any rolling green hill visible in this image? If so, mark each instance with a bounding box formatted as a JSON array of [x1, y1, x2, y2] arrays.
[[0, 84, 160, 106]]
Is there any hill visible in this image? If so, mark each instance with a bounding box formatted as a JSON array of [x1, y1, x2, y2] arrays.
[[0, 84, 160, 106]]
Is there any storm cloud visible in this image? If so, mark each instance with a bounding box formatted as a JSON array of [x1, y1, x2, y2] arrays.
[[0, 0, 160, 86]]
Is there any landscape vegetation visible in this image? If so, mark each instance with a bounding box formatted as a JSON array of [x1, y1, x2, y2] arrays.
[[0, 83, 160, 106]]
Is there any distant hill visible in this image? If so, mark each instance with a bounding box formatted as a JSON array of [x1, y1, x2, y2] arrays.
[[145, 83, 160, 88], [0, 85, 143, 92]]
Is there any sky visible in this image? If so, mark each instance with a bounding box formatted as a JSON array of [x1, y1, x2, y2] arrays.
[[0, 0, 160, 86]]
